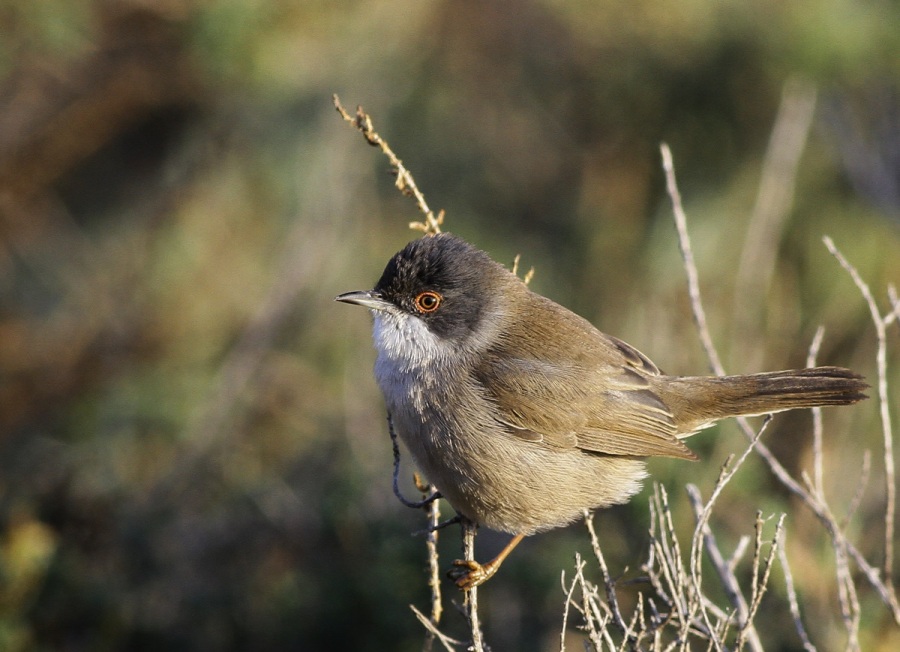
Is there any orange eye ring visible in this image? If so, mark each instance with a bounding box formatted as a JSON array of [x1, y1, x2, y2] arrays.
[[414, 291, 443, 313]]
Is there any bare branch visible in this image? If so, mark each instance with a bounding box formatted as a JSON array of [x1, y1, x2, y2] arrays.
[[738, 513, 784, 649], [662, 144, 900, 626], [778, 535, 817, 652], [685, 421, 773, 652], [461, 520, 485, 652], [511, 253, 536, 285], [887, 285, 899, 325], [422, 483, 445, 649], [410, 604, 463, 652], [584, 511, 633, 636], [333, 94, 443, 234], [660, 142, 724, 375], [823, 236, 896, 594], [560, 567, 578, 652], [841, 451, 872, 531], [806, 325, 827, 496]]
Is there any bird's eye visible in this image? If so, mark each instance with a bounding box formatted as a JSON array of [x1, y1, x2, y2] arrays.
[[414, 291, 442, 313]]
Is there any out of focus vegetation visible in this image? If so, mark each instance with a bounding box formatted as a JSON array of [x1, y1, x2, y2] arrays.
[[1, 1, 899, 650]]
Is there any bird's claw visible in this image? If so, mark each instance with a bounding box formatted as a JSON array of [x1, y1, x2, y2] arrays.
[[447, 558, 497, 590]]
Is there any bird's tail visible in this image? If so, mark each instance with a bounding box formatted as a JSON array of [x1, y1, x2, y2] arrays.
[[659, 366, 868, 435]]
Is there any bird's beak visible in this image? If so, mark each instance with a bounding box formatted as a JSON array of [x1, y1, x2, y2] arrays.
[[335, 290, 392, 311]]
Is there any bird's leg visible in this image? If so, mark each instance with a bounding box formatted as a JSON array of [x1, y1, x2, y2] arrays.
[[449, 533, 526, 590]]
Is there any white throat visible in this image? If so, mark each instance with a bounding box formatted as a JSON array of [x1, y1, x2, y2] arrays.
[[371, 310, 451, 371]]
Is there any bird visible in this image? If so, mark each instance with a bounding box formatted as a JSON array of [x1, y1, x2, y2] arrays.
[[336, 232, 868, 589]]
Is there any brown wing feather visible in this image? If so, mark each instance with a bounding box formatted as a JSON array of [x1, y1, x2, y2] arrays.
[[474, 300, 697, 460]]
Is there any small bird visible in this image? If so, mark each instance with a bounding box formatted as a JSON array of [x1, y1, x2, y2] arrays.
[[336, 233, 868, 589]]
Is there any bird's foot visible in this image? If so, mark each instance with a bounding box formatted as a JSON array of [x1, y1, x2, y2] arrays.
[[447, 558, 498, 590]]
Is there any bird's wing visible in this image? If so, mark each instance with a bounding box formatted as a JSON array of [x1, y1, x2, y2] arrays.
[[473, 331, 697, 461]]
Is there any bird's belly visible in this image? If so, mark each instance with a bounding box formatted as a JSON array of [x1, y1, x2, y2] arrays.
[[385, 389, 648, 535]]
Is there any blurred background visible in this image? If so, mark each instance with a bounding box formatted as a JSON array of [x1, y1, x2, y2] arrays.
[[1, 0, 899, 649]]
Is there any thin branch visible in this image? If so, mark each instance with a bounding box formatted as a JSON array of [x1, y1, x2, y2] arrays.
[[661, 145, 900, 624], [887, 285, 899, 325], [511, 253, 535, 285], [686, 421, 772, 652], [823, 236, 896, 592], [584, 511, 633, 637], [840, 451, 872, 531], [461, 519, 485, 652], [656, 484, 701, 649], [687, 483, 746, 651], [778, 536, 817, 652], [806, 326, 827, 497], [738, 513, 784, 649], [417, 476, 445, 650], [834, 524, 862, 652], [410, 604, 463, 652], [750, 433, 898, 619], [563, 554, 615, 651], [560, 567, 578, 651], [660, 143, 724, 375], [333, 94, 443, 234]]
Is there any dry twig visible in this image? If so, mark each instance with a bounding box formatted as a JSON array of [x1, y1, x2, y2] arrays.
[[660, 143, 724, 376], [660, 141, 900, 649], [410, 604, 463, 652], [777, 537, 817, 652], [333, 94, 443, 234], [511, 253, 535, 285], [461, 520, 485, 652], [806, 326, 827, 496], [686, 419, 772, 652], [823, 235, 896, 592]]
